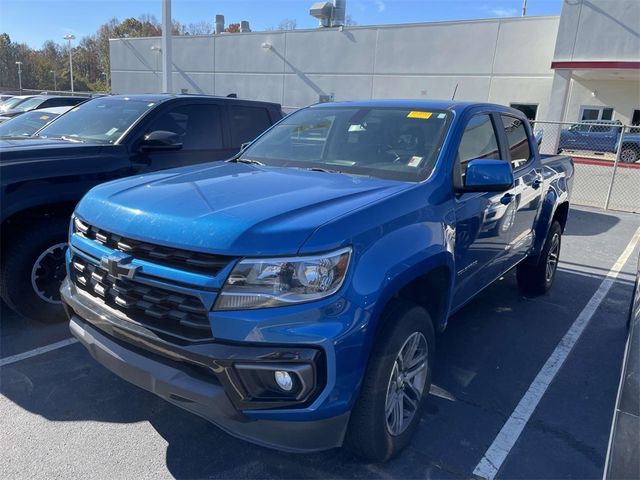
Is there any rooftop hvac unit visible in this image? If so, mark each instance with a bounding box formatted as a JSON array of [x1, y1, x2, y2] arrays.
[[215, 15, 225, 34]]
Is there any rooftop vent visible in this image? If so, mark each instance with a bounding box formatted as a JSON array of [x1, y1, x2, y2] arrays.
[[215, 14, 225, 34]]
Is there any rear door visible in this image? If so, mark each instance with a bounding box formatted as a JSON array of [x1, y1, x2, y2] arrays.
[[587, 123, 618, 153], [498, 114, 543, 262], [227, 103, 276, 149], [452, 113, 517, 308]]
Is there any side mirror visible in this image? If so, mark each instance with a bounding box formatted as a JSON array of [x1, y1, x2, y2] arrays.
[[140, 130, 182, 151], [461, 159, 514, 192]]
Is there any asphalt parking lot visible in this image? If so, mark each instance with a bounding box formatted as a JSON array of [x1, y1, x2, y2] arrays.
[[1, 206, 638, 479]]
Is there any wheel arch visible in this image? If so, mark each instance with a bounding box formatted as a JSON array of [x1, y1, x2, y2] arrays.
[[370, 252, 455, 337], [1, 201, 75, 241]]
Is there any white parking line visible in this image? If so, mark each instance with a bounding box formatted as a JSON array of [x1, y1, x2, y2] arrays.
[[473, 225, 640, 480], [0, 338, 78, 367]]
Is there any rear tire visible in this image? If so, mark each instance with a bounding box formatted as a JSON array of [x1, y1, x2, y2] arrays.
[[620, 146, 638, 164], [1, 217, 69, 323], [344, 299, 435, 462], [517, 220, 562, 296]]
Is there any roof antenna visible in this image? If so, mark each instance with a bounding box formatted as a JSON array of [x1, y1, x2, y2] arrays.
[[451, 83, 459, 100]]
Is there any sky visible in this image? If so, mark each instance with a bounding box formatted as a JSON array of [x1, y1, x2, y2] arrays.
[[0, 0, 562, 49]]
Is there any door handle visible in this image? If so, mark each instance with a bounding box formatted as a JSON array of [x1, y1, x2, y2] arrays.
[[500, 193, 514, 205]]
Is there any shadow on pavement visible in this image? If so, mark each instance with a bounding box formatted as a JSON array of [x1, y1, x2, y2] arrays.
[[564, 208, 621, 237]]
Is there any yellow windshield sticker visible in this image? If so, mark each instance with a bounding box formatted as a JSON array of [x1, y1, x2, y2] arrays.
[[407, 111, 432, 119], [39, 115, 50, 120]]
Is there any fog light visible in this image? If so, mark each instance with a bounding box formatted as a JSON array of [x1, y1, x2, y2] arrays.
[[274, 371, 293, 391]]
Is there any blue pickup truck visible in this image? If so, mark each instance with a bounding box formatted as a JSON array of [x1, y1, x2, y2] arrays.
[[559, 120, 640, 163], [62, 100, 573, 461]]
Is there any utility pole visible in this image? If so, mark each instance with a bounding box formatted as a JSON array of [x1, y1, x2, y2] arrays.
[[15, 61, 22, 93], [522, 0, 528, 16], [161, 0, 173, 93], [63, 34, 76, 92], [50, 70, 57, 91]]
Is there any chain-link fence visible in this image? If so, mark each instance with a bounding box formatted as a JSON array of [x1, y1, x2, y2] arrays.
[[532, 120, 640, 213]]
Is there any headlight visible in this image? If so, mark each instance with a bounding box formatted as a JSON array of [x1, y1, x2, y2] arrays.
[[214, 247, 351, 310]]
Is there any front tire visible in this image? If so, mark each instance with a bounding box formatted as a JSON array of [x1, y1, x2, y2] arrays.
[[344, 300, 435, 462], [1, 217, 69, 322], [517, 220, 562, 296]]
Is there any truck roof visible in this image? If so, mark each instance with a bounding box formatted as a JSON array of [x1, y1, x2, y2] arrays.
[[310, 99, 521, 116]]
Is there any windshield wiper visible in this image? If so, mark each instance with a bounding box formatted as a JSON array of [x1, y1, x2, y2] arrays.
[[60, 135, 85, 143], [306, 167, 340, 174], [229, 158, 264, 166]]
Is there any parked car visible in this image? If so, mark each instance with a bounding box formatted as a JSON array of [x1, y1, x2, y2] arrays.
[[604, 253, 639, 479], [0, 94, 15, 104], [0, 106, 72, 138], [62, 100, 573, 461], [0, 94, 283, 322], [559, 120, 640, 163], [0, 95, 35, 113], [0, 95, 87, 122]]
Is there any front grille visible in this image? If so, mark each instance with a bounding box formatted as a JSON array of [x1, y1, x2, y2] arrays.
[[70, 255, 212, 341], [74, 218, 233, 276]]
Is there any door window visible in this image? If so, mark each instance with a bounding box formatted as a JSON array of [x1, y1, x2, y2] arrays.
[[229, 106, 272, 147], [146, 104, 223, 150], [501, 115, 532, 169], [630, 109, 640, 134], [456, 114, 502, 185]]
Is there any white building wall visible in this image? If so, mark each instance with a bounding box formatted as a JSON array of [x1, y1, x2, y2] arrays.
[[553, 0, 640, 62], [565, 79, 640, 124], [110, 16, 559, 112]]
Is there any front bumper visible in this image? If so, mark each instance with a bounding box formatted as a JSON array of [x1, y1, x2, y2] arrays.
[[62, 280, 349, 452]]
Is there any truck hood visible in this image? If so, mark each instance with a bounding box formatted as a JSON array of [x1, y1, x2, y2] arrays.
[[0, 137, 103, 164], [76, 162, 412, 256]]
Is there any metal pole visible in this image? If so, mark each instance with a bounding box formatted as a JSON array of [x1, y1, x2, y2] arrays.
[[161, 0, 173, 93], [69, 42, 74, 92], [604, 126, 626, 210], [15, 61, 22, 94], [63, 34, 76, 92], [522, 0, 527, 16]]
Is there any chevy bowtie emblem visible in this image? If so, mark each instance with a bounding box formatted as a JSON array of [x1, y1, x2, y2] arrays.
[[100, 251, 139, 279]]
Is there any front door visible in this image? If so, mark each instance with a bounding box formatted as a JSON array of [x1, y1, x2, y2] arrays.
[[453, 113, 516, 308], [133, 102, 233, 172]]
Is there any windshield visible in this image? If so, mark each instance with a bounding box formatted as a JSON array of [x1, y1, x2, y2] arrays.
[[240, 107, 452, 182], [0, 110, 61, 137], [37, 97, 157, 144], [13, 97, 45, 112], [1, 96, 31, 111]]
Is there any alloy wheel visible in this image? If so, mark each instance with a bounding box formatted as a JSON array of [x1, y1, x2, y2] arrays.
[[385, 331, 429, 436], [31, 243, 68, 303]]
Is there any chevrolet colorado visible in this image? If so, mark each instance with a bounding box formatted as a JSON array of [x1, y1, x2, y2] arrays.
[[62, 100, 573, 461], [0, 94, 283, 322]]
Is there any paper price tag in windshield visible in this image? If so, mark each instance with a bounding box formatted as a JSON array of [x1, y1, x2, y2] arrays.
[[407, 111, 432, 120], [408, 156, 423, 167]]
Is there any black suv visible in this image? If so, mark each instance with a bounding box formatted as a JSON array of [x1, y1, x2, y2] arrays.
[[0, 94, 283, 322]]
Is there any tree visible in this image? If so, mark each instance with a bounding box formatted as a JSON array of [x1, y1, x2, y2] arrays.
[[112, 17, 161, 38], [277, 18, 297, 30], [0, 13, 244, 91]]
